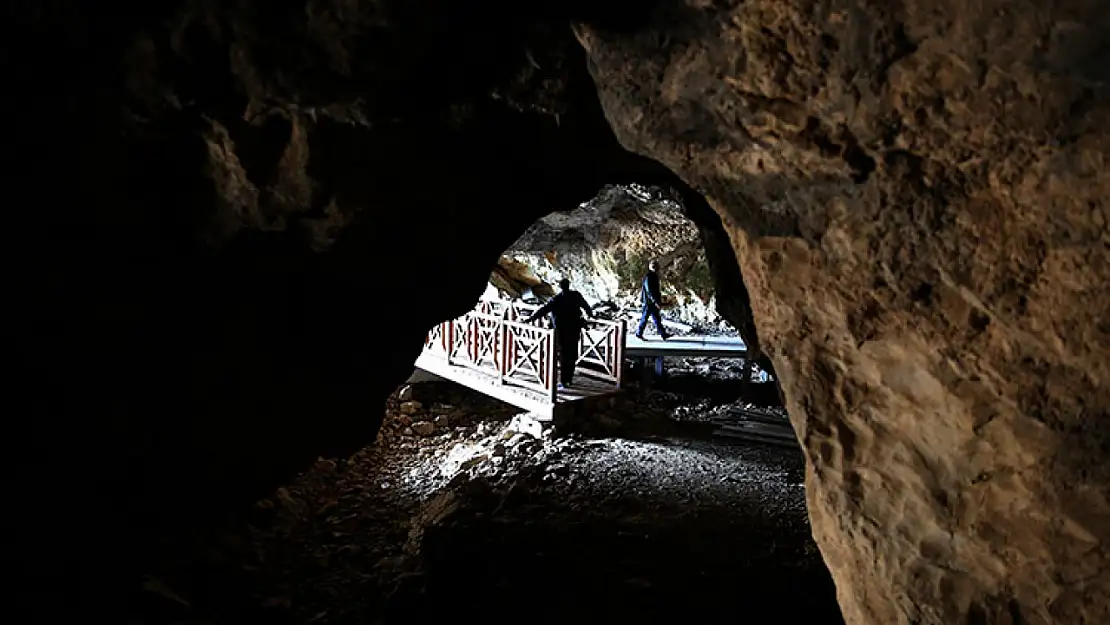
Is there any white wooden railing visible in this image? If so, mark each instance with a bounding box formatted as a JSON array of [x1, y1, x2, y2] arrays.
[[422, 297, 625, 401]]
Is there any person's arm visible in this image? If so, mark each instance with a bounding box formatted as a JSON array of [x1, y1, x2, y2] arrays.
[[577, 293, 593, 319], [526, 298, 555, 323]]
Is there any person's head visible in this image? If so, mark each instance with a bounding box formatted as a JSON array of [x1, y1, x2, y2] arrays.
[[648, 260, 659, 272], [558, 278, 571, 291]]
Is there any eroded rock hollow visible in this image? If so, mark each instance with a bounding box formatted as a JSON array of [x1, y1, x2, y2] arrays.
[[6, 0, 1109, 624]]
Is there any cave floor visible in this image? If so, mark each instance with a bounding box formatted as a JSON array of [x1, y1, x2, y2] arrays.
[[410, 438, 842, 625], [145, 380, 841, 625]]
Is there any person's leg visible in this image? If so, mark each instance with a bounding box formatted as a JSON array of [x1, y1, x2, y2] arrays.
[[650, 305, 669, 338], [558, 331, 578, 385], [636, 306, 650, 338], [561, 350, 576, 385]]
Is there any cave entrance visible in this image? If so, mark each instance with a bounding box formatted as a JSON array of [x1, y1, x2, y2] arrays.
[[142, 184, 841, 625], [223, 183, 838, 624], [487, 182, 788, 442]]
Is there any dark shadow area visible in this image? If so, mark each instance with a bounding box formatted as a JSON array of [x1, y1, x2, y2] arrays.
[[117, 378, 840, 625], [413, 463, 843, 625], [648, 367, 783, 406]]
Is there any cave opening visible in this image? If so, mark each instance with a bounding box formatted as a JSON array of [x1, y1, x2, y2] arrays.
[[128, 183, 846, 625], [489, 182, 780, 406]]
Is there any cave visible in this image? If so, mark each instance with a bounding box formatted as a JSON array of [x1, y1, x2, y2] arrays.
[[7, 1, 1110, 625]]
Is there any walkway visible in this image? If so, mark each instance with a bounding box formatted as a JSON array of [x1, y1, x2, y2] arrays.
[[625, 333, 747, 358], [414, 298, 626, 420]]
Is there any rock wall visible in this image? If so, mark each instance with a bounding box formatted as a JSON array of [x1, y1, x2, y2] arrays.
[[3, 0, 684, 616], [579, 1, 1110, 624], [503, 183, 732, 330], [490, 257, 556, 301]]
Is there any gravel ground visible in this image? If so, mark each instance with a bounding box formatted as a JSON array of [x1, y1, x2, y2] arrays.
[[134, 380, 841, 625], [409, 434, 840, 624]]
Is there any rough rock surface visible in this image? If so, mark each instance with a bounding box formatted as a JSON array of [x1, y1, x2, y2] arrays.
[[579, 2, 1110, 624], [489, 257, 556, 300], [504, 183, 730, 329]]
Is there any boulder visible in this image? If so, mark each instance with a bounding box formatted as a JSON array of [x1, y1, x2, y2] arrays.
[[489, 257, 555, 300], [508, 414, 545, 440]]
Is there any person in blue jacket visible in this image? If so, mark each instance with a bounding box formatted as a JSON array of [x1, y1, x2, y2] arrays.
[[636, 260, 670, 340], [526, 278, 593, 389]]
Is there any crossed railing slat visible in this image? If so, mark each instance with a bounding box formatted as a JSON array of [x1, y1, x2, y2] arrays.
[[422, 297, 626, 402]]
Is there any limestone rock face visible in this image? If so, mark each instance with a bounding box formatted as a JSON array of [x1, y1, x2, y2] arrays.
[[504, 183, 730, 329], [490, 257, 555, 301], [580, 2, 1110, 624]]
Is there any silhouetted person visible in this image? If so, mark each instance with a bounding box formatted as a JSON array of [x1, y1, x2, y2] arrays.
[[527, 278, 593, 389], [636, 260, 670, 340]]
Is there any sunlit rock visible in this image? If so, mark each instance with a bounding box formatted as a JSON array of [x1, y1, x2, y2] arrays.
[[503, 184, 728, 329]]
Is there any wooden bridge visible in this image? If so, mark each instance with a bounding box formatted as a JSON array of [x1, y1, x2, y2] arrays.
[[414, 298, 627, 420]]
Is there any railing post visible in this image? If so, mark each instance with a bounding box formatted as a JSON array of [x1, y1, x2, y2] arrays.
[[615, 320, 626, 388], [446, 320, 454, 365], [547, 332, 558, 403], [498, 319, 507, 384], [468, 317, 476, 363]]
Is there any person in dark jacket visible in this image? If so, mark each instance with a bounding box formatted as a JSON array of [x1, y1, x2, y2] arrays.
[[636, 260, 670, 340], [526, 278, 593, 389]]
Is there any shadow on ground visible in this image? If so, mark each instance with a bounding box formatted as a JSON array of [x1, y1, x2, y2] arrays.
[[398, 435, 842, 625], [131, 381, 842, 625]]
